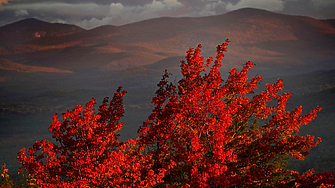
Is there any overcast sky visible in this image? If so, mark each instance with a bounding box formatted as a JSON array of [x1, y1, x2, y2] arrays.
[[1, 0, 335, 29]]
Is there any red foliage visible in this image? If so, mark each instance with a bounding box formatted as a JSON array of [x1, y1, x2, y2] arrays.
[[17, 87, 165, 187], [18, 40, 335, 187]]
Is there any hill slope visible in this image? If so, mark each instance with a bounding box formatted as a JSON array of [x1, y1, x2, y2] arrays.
[[0, 18, 85, 46], [0, 8, 334, 75]]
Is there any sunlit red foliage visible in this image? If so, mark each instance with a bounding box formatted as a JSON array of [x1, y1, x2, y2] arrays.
[[17, 88, 165, 187], [17, 40, 335, 187]]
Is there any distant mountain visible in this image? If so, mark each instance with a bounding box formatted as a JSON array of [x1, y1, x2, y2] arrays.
[[0, 8, 334, 75], [116, 8, 335, 45], [0, 18, 85, 46], [321, 19, 335, 28]]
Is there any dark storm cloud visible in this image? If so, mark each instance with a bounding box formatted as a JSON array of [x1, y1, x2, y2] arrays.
[[0, 0, 334, 29]]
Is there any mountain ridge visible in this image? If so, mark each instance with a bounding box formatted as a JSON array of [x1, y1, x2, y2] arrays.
[[0, 18, 85, 46], [0, 8, 334, 74]]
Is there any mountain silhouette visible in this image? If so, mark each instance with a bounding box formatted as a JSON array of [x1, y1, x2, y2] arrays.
[[0, 18, 84, 46], [0, 8, 334, 75]]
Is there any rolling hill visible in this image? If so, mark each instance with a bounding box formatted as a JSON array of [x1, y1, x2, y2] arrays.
[[0, 18, 85, 47], [0, 8, 334, 75]]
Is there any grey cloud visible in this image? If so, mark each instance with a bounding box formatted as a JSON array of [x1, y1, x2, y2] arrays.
[[198, 1, 227, 16], [99, 0, 184, 27], [15, 9, 28, 16], [0, 0, 334, 29], [173, 0, 228, 17], [2, 1, 186, 28], [4, 2, 110, 17], [57, 0, 184, 28], [226, 0, 284, 11], [74, 0, 186, 28]]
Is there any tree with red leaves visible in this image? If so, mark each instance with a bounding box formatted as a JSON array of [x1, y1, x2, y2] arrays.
[[18, 40, 335, 187], [17, 88, 165, 187]]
